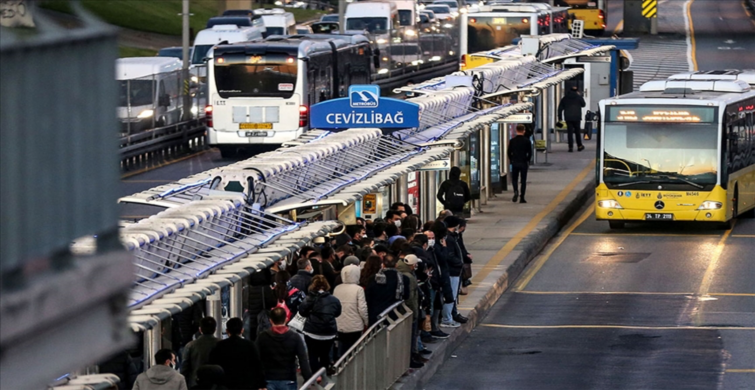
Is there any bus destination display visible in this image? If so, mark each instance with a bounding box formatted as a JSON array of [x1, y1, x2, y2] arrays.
[[607, 106, 716, 123]]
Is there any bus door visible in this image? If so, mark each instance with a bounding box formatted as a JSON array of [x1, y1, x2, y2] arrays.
[[564, 57, 611, 128]]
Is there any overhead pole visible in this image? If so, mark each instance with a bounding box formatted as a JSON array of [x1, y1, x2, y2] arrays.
[[339, 0, 346, 34], [181, 0, 192, 121]]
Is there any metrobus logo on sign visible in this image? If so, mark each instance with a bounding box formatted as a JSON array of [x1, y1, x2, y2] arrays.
[[310, 85, 420, 129]]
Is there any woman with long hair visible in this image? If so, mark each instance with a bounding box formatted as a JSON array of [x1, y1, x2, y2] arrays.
[[299, 275, 342, 375], [359, 255, 383, 288]]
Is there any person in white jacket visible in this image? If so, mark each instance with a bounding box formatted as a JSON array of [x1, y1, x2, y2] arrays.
[[332, 264, 369, 356]]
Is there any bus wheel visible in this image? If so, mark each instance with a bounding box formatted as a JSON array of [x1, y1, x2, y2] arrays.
[[609, 221, 625, 229]]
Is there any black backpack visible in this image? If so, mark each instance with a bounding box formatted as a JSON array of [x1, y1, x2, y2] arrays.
[[445, 181, 466, 210]]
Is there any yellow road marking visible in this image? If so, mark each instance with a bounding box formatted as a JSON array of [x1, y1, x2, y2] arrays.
[[517, 291, 693, 295], [697, 222, 734, 297], [460, 159, 595, 302], [614, 20, 624, 35], [727, 369, 755, 373], [121, 149, 210, 179], [687, 0, 698, 71], [571, 232, 720, 237], [513, 204, 594, 292], [480, 323, 755, 330], [709, 292, 755, 297]]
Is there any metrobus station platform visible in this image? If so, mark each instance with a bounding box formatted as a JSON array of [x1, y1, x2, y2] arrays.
[[393, 141, 596, 390]]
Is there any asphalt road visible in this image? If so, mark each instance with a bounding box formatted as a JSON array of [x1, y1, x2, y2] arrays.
[[689, 0, 755, 70], [425, 201, 755, 390]]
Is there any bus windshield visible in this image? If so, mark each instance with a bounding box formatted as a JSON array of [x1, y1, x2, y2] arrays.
[[192, 44, 213, 65], [118, 80, 155, 107], [346, 17, 389, 34], [265, 27, 285, 36], [213, 52, 297, 98], [602, 122, 719, 188], [466, 16, 531, 53]]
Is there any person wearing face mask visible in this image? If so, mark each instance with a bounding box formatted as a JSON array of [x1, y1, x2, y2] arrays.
[[442, 217, 467, 325], [290, 258, 314, 293], [385, 210, 403, 227], [411, 233, 443, 342], [134, 349, 188, 390], [298, 275, 342, 376]]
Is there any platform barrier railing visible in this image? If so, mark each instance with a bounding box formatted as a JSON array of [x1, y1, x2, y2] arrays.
[[299, 302, 413, 390]]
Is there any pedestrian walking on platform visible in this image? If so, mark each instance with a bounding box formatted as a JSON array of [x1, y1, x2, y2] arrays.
[[256, 307, 313, 390], [181, 317, 219, 388], [437, 167, 471, 216], [208, 317, 267, 390], [133, 349, 188, 390], [508, 124, 532, 204], [558, 86, 586, 152]]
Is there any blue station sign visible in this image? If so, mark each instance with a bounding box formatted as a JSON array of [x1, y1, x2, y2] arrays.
[[310, 85, 420, 129]]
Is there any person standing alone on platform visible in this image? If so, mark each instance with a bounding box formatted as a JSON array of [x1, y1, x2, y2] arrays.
[[508, 124, 532, 204], [558, 86, 586, 152], [437, 166, 471, 216]]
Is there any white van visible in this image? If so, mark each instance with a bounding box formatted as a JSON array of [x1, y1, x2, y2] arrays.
[[256, 9, 296, 36], [345, 2, 399, 45], [116, 57, 183, 133], [191, 24, 265, 66]]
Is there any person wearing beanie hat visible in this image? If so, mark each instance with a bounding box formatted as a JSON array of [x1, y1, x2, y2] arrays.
[[443, 216, 461, 229], [343, 256, 360, 267]]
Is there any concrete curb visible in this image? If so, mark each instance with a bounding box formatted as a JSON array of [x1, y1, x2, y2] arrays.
[[392, 174, 595, 390]]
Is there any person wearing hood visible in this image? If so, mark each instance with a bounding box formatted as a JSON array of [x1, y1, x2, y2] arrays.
[[558, 85, 586, 152], [397, 253, 427, 368], [332, 264, 369, 356], [190, 365, 226, 390], [437, 167, 471, 216], [243, 269, 276, 342], [133, 349, 188, 390], [256, 307, 313, 390], [298, 275, 342, 375]]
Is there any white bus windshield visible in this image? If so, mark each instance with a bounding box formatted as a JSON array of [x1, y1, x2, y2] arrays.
[[346, 17, 389, 34], [602, 122, 719, 188], [213, 52, 297, 98], [466, 16, 531, 53], [192, 44, 213, 65]]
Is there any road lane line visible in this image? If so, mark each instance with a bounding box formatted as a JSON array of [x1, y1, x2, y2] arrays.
[[480, 324, 755, 330], [684, 0, 698, 71], [571, 232, 721, 237], [614, 20, 624, 35], [697, 222, 734, 298], [513, 203, 595, 292], [120, 149, 210, 179], [731, 234, 755, 238], [709, 292, 755, 297], [517, 291, 694, 295], [726, 369, 755, 373]]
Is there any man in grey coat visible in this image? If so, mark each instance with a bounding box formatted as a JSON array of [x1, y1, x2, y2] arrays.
[[180, 317, 219, 388], [133, 349, 188, 390]]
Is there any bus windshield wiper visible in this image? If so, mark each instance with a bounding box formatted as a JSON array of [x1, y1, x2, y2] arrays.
[[643, 174, 704, 189], [615, 180, 650, 187]]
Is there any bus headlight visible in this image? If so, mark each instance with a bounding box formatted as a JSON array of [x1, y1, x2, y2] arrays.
[[137, 109, 154, 119], [377, 39, 387, 44], [598, 200, 623, 209], [697, 201, 722, 210]]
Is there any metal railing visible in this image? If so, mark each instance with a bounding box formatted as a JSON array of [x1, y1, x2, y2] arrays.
[[299, 302, 414, 390]]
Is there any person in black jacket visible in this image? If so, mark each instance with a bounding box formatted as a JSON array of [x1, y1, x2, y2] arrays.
[[208, 317, 266, 390], [289, 258, 314, 293], [243, 270, 276, 342], [439, 217, 464, 327], [436, 166, 471, 215], [298, 275, 342, 376], [181, 317, 219, 388], [365, 254, 411, 326], [429, 224, 456, 337], [256, 307, 313, 389], [508, 124, 533, 204], [558, 86, 586, 152]]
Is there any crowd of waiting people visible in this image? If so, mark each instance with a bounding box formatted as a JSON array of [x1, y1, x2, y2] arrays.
[[113, 201, 475, 390]]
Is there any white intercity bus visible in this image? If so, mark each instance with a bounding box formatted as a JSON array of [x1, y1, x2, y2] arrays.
[[205, 35, 375, 157]]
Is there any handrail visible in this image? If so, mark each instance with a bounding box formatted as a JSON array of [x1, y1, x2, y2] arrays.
[[299, 367, 327, 390]]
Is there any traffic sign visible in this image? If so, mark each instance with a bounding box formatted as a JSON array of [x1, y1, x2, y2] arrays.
[[642, 0, 657, 18]]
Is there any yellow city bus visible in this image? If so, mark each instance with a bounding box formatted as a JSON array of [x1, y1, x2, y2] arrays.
[[596, 70, 755, 229]]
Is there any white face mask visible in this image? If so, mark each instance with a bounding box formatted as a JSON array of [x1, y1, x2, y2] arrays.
[[428, 239, 435, 247], [394, 220, 402, 228]]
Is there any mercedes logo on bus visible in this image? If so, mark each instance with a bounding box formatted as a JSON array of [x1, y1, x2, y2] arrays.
[[654, 201, 665, 210]]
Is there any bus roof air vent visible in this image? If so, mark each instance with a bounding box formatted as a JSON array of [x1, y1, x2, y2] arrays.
[[640, 79, 751, 93], [667, 70, 755, 86]]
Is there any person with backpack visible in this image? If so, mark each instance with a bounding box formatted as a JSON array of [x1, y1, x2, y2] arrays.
[[272, 271, 306, 323], [298, 275, 342, 376], [436, 166, 471, 216]]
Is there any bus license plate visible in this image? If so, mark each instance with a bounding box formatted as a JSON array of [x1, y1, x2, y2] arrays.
[[239, 123, 272, 130], [245, 131, 268, 137], [645, 213, 673, 221]]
